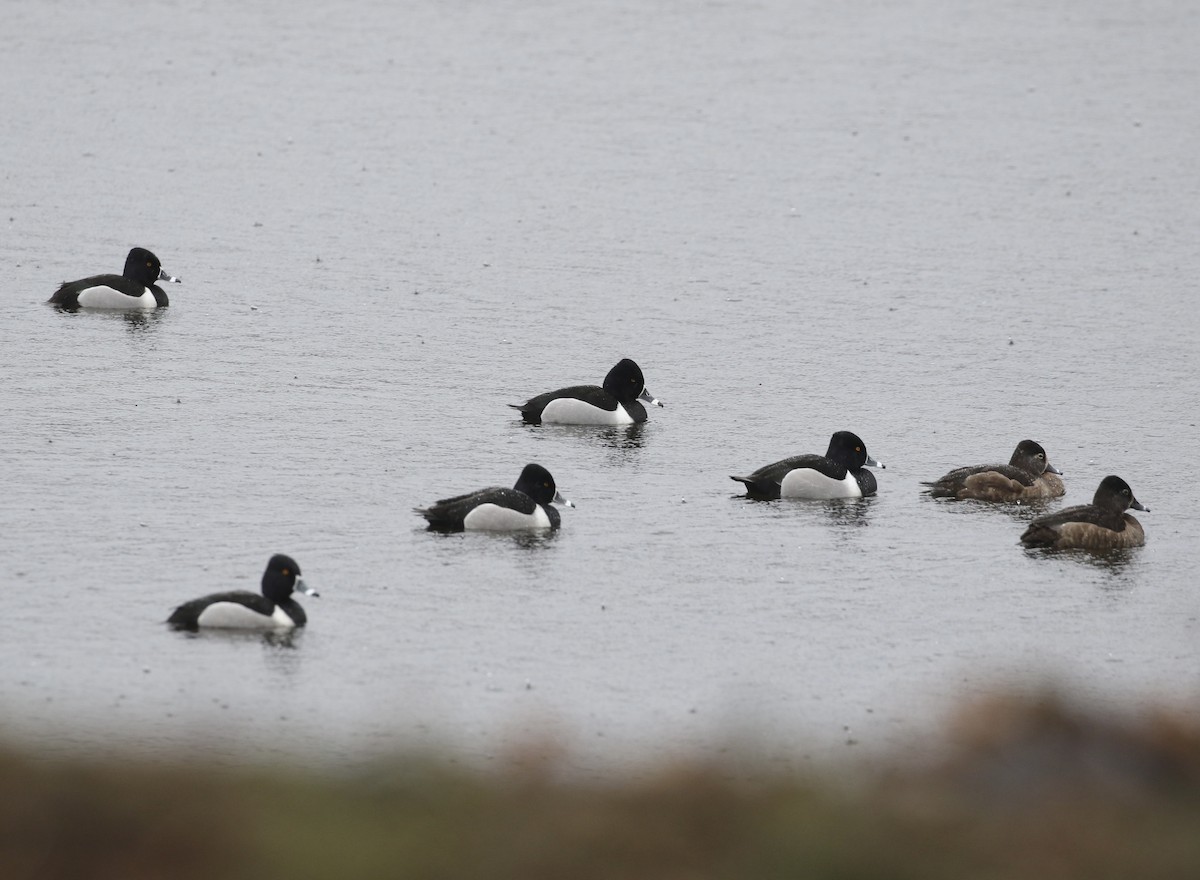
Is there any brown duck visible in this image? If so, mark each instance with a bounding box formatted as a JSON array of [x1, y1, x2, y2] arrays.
[[1020, 475, 1148, 550], [923, 439, 1064, 502]]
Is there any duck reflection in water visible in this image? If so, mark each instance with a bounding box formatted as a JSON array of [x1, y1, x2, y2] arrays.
[[426, 526, 561, 551], [598, 422, 644, 449], [120, 309, 168, 331], [530, 421, 645, 450], [173, 627, 303, 649], [48, 304, 169, 332], [821, 497, 873, 528], [261, 630, 301, 649], [505, 529, 561, 550]]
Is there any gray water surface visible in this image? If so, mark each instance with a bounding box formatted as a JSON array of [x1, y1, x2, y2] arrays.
[[2, 0, 1198, 772]]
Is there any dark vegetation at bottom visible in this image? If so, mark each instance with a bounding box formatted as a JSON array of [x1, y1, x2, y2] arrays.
[[3, 692, 1200, 880]]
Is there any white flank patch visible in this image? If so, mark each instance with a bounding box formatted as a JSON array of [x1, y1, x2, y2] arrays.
[[463, 503, 552, 531], [195, 601, 295, 629], [75, 285, 156, 309], [779, 469, 862, 499], [540, 397, 633, 425]]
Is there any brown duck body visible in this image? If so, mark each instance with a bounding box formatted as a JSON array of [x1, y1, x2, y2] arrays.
[[1037, 470, 1065, 498], [1020, 475, 1148, 550], [929, 464, 1061, 502], [1020, 508, 1144, 550], [925, 440, 1064, 502]]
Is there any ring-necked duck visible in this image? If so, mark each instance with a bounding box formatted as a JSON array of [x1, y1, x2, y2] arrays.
[[923, 439, 1065, 502], [167, 554, 317, 631], [731, 431, 884, 500], [417, 463, 574, 531], [510, 358, 663, 425], [49, 247, 180, 309], [1020, 475, 1148, 550]]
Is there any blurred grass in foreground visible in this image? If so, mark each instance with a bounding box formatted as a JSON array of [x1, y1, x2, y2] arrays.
[[3, 692, 1200, 880]]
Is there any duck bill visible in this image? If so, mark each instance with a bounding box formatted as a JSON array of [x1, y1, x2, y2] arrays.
[[865, 455, 885, 469], [1045, 463, 1063, 475], [638, 388, 664, 407], [295, 577, 320, 597], [553, 490, 575, 508], [159, 268, 182, 284], [1130, 498, 1148, 512]]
